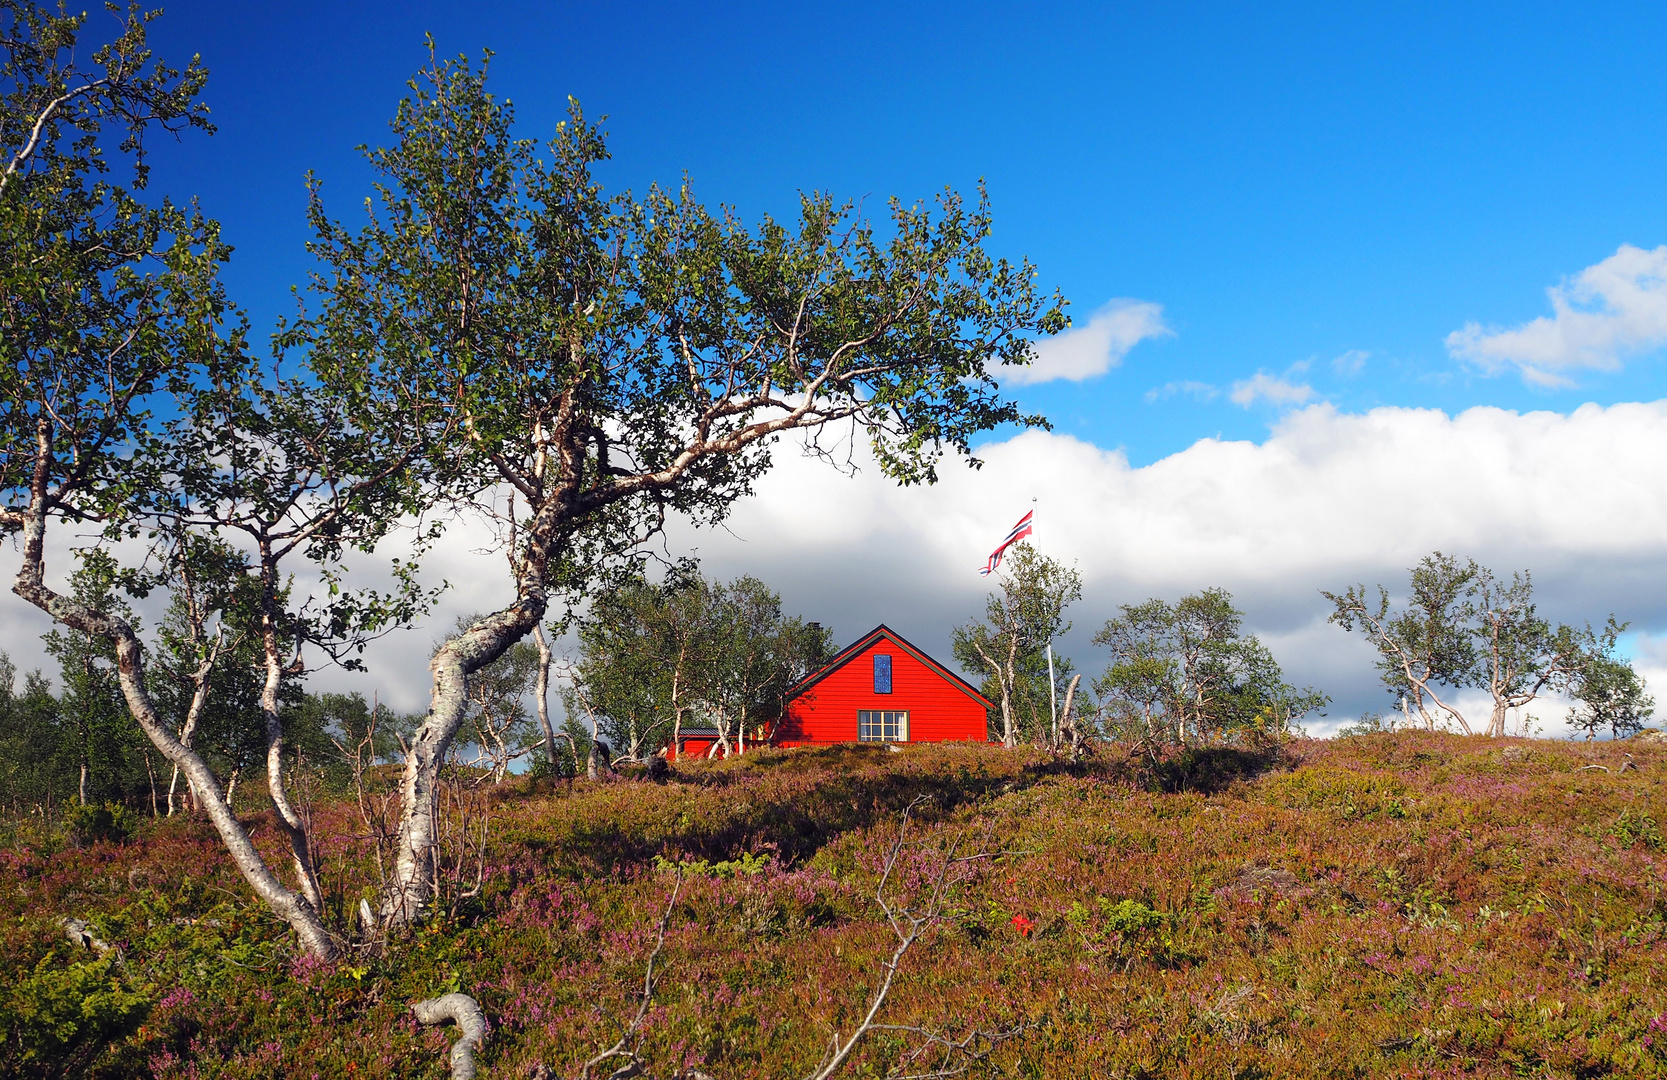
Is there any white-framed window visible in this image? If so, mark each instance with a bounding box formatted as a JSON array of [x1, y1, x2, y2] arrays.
[[858, 709, 908, 742]]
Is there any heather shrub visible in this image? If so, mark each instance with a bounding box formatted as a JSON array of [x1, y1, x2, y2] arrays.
[[3, 733, 1665, 1078], [1263, 764, 1413, 819]]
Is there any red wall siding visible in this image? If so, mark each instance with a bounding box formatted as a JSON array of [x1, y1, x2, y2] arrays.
[[775, 633, 989, 745]]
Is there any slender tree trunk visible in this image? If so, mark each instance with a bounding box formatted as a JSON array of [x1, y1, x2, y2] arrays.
[[382, 594, 544, 931], [1059, 674, 1082, 755], [257, 556, 325, 913], [1002, 636, 1019, 748], [144, 749, 159, 817], [169, 650, 215, 816], [77, 762, 87, 806], [971, 641, 1014, 748], [532, 624, 557, 766], [669, 652, 685, 760], [12, 501, 336, 960]]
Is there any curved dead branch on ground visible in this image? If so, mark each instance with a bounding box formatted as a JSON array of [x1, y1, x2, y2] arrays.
[[413, 992, 490, 1080]]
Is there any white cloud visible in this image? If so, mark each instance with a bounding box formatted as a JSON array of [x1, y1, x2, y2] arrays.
[[10, 401, 1667, 738], [1446, 244, 1667, 386], [653, 399, 1667, 736], [1332, 349, 1369, 375], [1229, 371, 1315, 408], [1009, 298, 1170, 386], [1144, 379, 1217, 403]]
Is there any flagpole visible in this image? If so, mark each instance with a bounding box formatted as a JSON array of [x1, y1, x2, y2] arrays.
[[1046, 641, 1058, 746], [1032, 496, 1059, 745]]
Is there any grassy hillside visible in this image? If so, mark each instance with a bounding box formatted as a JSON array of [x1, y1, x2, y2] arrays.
[[4, 733, 1666, 1078]]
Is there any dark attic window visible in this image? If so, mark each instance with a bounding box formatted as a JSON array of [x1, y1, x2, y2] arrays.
[[874, 653, 892, 694]]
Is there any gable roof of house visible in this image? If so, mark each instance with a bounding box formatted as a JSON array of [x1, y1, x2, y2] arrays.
[[786, 623, 993, 709]]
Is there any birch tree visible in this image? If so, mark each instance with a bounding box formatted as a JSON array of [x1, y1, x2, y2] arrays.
[[692, 576, 832, 755], [1326, 553, 1632, 737], [1323, 553, 1480, 732], [1470, 567, 1617, 737], [0, 3, 350, 958], [1567, 655, 1655, 741], [285, 49, 1066, 929], [952, 543, 1081, 748], [1094, 588, 1326, 747]]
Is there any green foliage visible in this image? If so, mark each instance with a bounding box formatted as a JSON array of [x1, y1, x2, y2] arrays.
[[288, 691, 413, 773], [1327, 552, 1636, 737], [1607, 809, 1663, 850], [1264, 765, 1413, 820], [652, 851, 772, 878], [289, 44, 1066, 625], [1569, 655, 1656, 741], [567, 563, 834, 760], [64, 802, 139, 847], [1094, 587, 1327, 746], [41, 554, 155, 806], [0, 953, 150, 1079], [0, 659, 65, 810], [1096, 896, 1166, 935], [0, 0, 229, 527]]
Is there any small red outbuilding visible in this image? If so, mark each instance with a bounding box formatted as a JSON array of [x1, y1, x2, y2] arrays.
[[770, 624, 993, 746]]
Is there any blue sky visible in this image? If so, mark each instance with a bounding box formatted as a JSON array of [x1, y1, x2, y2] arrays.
[[11, 1, 1667, 730], [141, 1, 1667, 464]]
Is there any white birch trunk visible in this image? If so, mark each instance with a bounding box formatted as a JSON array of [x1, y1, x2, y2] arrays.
[[257, 574, 325, 913], [381, 596, 544, 930], [532, 624, 557, 766]]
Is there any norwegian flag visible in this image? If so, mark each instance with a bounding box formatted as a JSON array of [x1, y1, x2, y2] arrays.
[[978, 510, 1034, 576]]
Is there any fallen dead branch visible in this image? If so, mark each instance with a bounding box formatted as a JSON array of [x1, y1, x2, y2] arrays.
[[413, 992, 490, 1080]]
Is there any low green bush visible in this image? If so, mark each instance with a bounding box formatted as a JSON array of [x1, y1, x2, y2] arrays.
[[63, 803, 139, 848]]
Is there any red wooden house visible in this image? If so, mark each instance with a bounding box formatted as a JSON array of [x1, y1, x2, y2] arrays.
[[664, 625, 993, 759], [769, 624, 993, 747]]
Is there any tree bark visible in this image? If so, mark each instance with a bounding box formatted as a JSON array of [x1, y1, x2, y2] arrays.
[[168, 627, 222, 815], [970, 639, 1014, 748], [531, 623, 558, 766], [1001, 635, 1019, 748], [381, 595, 545, 930], [1059, 673, 1082, 755], [412, 993, 488, 1080], [144, 749, 158, 817], [257, 553, 325, 914]]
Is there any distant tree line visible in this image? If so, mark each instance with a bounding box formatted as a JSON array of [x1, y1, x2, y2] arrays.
[[562, 562, 832, 772], [954, 543, 1327, 752], [950, 544, 1652, 751]]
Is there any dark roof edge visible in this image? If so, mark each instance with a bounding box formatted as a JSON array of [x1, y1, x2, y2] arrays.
[[786, 623, 994, 709]]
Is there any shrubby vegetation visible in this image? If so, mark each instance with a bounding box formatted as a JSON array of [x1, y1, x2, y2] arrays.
[[4, 737, 1667, 1077]]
